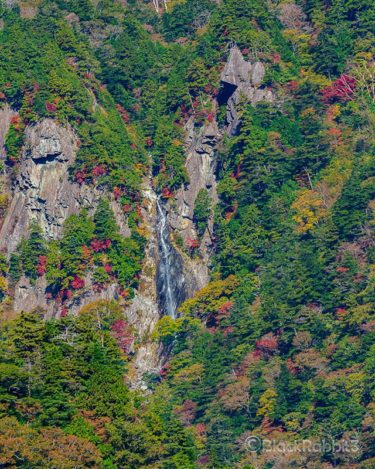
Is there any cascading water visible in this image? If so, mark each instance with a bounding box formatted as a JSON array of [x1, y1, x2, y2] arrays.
[[156, 197, 187, 319]]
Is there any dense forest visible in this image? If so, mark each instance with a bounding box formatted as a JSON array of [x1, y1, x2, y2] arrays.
[[0, 0, 374, 467]]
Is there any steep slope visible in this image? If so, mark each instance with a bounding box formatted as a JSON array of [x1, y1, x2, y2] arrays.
[[0, 0, 374, 468]]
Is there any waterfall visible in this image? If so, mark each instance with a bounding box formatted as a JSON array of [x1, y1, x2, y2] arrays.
[[156, 197, 186, 319]]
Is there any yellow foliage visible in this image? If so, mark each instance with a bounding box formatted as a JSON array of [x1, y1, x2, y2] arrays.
[[0, 277, 7, 294], [167, 0, 187, 10], [78, 300, 122, 320], [299, 106, 316, 119], [0, 194, 9, 210], [292, 189, 326, 233], [347, 303, 373, 326], [257, 388, 277, 418], [174, 363, 204, 384], [152, 315, 201, 342], [328, 104, 341, 120], [345, 372, 366, 403], [299, 70, 330, 88], [178, 275, 239, 317]]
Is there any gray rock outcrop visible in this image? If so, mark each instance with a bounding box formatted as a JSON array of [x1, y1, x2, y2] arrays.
[[221, 46, 273, 134], [0, 119, 83, 252], [125, 181, 161, 388], [167, 118, 220, 291], [0, 118, 131, 317]]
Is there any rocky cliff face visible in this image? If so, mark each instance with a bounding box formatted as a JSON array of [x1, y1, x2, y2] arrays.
[[1, 47, 272, 387], [220, 46, 273, 134], [165, 47, 272, 298], [0, 118, 128, 317], [0, 119, 82, 252], [125, 181, 161, 389], [167, 118, 220, 294]]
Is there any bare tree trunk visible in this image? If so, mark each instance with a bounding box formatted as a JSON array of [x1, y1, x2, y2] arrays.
[[152, 0, 159, 14], [152, 0, 169, 13]]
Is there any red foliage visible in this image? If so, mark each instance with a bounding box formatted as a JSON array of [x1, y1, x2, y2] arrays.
[[204, 84, 212, 94], [286, 358, 298, 375], [45, 101, 58, 113], [75, 170, 87, 184], [195, 423, 207, 435], [336, 265, 349, 273], [92, 164, 106, 177], [111, 319, 134, 354], [145, 138, 153, 147], [272, 53, 281, 64], [82, 245, 92, 260], [217, 301, 234, 322], [160, 363, 171, 378], [36, 255, 47, 276], [104, 264, 112, 274], [65, 289, 73, 300], [360, 320, 375, 332], [327, 127, 342, 143], [223, 326, 234, 336], [71, 276, 85, 290], [161, 187, 174, 199], [251, 349, 262, 360], [335, 307, 348, 320], [287, 80, 299, 92], [115, 104, 130, 123], [84, 72, 94, 80], [206, 112, 215, 123], [113, 186, 122, 200], [90, 238, 112, 252], [10, 115, 20, 126], [0, 92, 5, 100], [122, 203, 132, 213], [261, 416, 283, 434], [322, 74, 356, 104], [255, 333, 278, 356], [186, 238, 200, 249], [60, 307, 69, 317], [225, 210, 235, 220], [218, 301, 234, 314], [175, 400, 197, 425], [119, 288, 130, 298]]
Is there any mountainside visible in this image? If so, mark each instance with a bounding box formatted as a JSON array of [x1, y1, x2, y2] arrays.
[[0, 0, 374, 467]]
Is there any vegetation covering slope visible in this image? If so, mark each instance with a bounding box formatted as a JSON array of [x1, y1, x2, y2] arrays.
[[0, 0, 374, 467]]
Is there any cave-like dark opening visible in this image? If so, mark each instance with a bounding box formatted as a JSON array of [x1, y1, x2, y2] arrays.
[[217, 81, 237, 106]]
